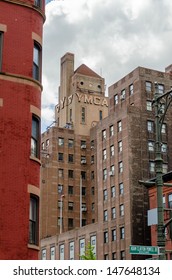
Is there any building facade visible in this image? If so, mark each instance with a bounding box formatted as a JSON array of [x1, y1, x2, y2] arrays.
[[0, 0, 45, 259], [40, 54, 172, 260]]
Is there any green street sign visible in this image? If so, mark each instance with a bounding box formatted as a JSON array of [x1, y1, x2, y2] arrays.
[[130, 245, 159, 255]]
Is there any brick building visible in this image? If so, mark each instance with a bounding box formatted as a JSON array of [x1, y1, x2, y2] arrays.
[[0, 0, 45, 259], [40, 54, 172, 260]]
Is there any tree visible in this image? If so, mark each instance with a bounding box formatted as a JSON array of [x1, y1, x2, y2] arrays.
[[80, 242, 96, 260]]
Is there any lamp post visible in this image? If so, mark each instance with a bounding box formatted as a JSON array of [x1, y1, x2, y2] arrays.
[[153, 83, 172, 260]]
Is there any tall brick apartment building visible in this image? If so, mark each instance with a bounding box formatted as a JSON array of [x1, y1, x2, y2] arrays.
[[0, 0, 45, 259], [40, 53, 172, 260]]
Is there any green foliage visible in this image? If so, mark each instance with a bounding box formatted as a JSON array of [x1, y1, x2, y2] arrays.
[[80, 242, 96, 260]]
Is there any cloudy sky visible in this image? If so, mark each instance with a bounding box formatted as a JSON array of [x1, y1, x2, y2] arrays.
[[42, 0, 172, 131]]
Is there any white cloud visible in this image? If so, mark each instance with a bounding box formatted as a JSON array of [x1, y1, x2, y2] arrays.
[[42, 0, 172, 131]]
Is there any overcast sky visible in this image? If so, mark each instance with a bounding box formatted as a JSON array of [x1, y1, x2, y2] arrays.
[[42, 0, 172, 131]]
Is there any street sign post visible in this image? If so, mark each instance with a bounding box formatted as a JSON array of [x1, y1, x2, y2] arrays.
[[129, 245, 159, 255]]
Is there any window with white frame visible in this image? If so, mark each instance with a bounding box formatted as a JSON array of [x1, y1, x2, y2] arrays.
[[111, 186, 115, 198], [114, 94, 118, 105], [145, 81, 152, 92], [103, 189, 108, 201], [102, 129, 106, 140], [103, 168, 107, 181], [58, 137, 64, 146], [168, 194, 172, 208], [90, 235, 96, 258], [162, 163, 168, 174], [41, 248, 46, 260], [147, 120, 154, 132], [121, 89, 126, 100], [119, 161, 123, 173], [119, 182, 124, 195], [50, 246, 55, 260], [111, 207, 116, 219], [59, 244, 64, 260], [120, 204, 124, 216], [112, 229, 117, 241], [161, 143, 167, 153], [129, 84, 133, 95], [110, 125, 114, 136], [33, 42, 41, 81], [31, 115, 40, 158], [120, 227, 125, 239], [110, 145, 114, 157], [118, 120, 122, 132], [29, 196, 39, 245], [147, 101, 152, 111], [104, 210, 108, 221], [104, 231, 108, 243], [158, 84, 164, 94], [161, 123, 166, 134], [69, 241, 74, 260], [149, 161, 155, 173], [118, 140, 122, 152], [79, 239, 85, 259], [102, 149, 107, 160], [148, 141, 154, 152]]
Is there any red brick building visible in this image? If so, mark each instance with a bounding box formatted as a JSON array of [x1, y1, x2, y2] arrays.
[[0, 0, 45, 259], [148, 172, 172, 260]]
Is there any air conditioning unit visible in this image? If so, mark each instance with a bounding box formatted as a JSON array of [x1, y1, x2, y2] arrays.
[[120, 94, 125, 100], [91, 160, 94, 164], [109, 171, 114, 176], [82, 207, 87, 212], [81, 159, 86, 164], [81, 144, 86, 149]]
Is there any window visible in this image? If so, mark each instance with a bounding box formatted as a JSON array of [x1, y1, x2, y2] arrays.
[[68, 185, 73, 195], [91, 187, 95, 195], [104, 254, 109, 260], [90, 235, 96, 258], [58, 137, 64, 146], [111, 207, 116, 219], [110, 125, 114, 136], [92, 203, 95, 211], [111, 186, 115, 198], [147, 101, 152, 111], [168, 194, 172, 208], [103, 189, 108, 201], [58, 169, 63, 178], [162, 163, 168, 174], [119, 161, 123, 173], [161, 143, 167, 153], [68, 202, 74, 211], [68, 170, 74, 178], [146, 81, 152, 92], [58, 153, 63, 161], [68, 154, 74, 163], [69, 241, 74, 260], [81, 140, 86, 149], [121, 89, 126, 100], [120, 204, 124, 216], [129, 84, 133, 95], [59, 244, 64, 260], [82, 219, 86, 226], [110, 145, 114, 157], [46, 139, 49, 147], [112, 252, 116, 260], [102, 149, 107, 160], [161, 123, 166, 134], [81, 107, 86, 123], [68, 139, 74, 148], [34, 0, 41, 7], [103, 168, 107, 181], [104, 231, 108, 243], [31, 115, 40, 158], [68, 218, 74, 228], [91, 171, 94, 180], [120, 227, 125, 239], [117, 120, 122, 132], [120, 250, 125, 260], [102, 129, 106, 140], [33, 42, 41, 81], [91, 140, 94, 149], [118, 140, 122, 152], [29, 196, 38, 245], [0, 32, 3, 71], [82, 187, 86, 196], [82, 203, 87, 212], [148, 141, 154, 152], [112, 229, 116, 241], [50, 246, 55, 260], [147, 120, 154, 132], [158, 84, 164, 94], [41, 249, 46, 260], [69, 108, 72, 122], [58, 184, 63, 194], [104, 210, 108, 221], [149, 161, 155, 173], [99, 110, 103, 120], [110, 165, 115, 175], [79, 239, 85, 259], [114, 94, 118, 105], [119, 183, 124, 195], [91, 155, 94, 164], [81, 171, 86, 180]]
